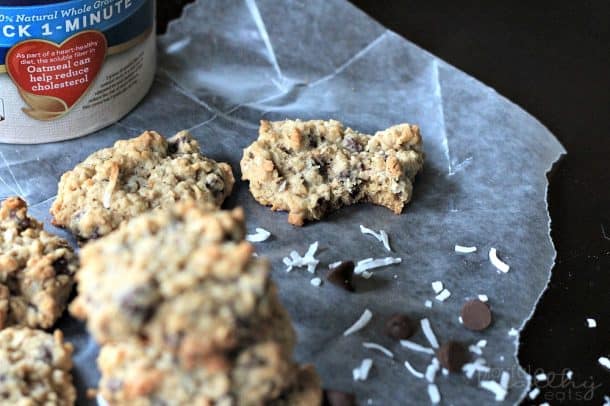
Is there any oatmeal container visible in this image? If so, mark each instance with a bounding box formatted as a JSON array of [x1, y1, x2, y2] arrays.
[[0, 0, 156, 144]]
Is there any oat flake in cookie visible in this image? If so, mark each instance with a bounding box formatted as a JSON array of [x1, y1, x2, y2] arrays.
[[241, 120, 424, 226], [0, 197, 77, 329], [0, 327, 76, 405], [50, 130, 235, 241]]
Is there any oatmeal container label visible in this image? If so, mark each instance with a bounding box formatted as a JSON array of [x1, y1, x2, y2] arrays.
[[0, 0, 156, 144]]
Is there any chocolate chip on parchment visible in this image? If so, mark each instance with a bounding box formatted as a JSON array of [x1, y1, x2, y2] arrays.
[[436, 341, 470, 372], [461, 299, 492, 331], [323, 390, 356, 406], [384, 313, 415, 340], [326, 261, 355, 292]]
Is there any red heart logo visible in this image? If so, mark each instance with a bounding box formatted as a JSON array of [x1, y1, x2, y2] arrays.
[[5, 31, 107, 121]]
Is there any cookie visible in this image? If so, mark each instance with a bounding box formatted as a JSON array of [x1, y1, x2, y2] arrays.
[[0, 197, 77, 329], [50, 130, 235, 241], [0, 327, 75, 405], [240, 119, 424, 225], [70, 202, 295, 366]]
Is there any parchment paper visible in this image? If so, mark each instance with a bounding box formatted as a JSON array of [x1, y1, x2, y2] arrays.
[[0, 0, 565, 404]]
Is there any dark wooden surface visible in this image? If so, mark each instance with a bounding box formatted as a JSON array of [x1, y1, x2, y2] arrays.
[[157, 1, 610, 404]]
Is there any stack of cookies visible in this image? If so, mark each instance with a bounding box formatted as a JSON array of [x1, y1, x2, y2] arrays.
[[0, 197, 78, 404], [70, 202, 322, 405]]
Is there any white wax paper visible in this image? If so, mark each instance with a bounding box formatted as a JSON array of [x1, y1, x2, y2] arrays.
[[0, 0, 565, 404]]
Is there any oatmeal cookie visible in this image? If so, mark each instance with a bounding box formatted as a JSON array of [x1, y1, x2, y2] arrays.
[[0, 327, 75, 405], [50, 130, 235, 240], [240, 119, 424, 225], [97, 340, 317, 406], [0, 197, 77, 329], [70, 203, 295, 366]]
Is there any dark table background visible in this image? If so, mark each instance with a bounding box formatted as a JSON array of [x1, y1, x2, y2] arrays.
[[158, 1, 609, 404]]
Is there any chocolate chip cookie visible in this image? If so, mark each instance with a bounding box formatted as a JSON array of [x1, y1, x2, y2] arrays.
[[0, 327, 75, 405], [51, 130, 235, 241], [241, 120, 424, 225], [70, 202, 295, 366], [97, 340, 321, 406], [0, 197, 77, 329]]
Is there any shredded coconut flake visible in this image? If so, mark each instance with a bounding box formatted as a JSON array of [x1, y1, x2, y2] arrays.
[[599, 357, 610, 370], [102, 187, 113, 209], [500, 371, 510, 389], [540, 403, 550, 406], [463, 358, 490, 379], [400, 340, 435, 355], [469, 345, 483, 355], [343, 309, 373, 336], [404, 360, 425, 379], [528, 388, 540, 400], [478, 294, 489, 302], [97, 394, 109, 406], [310, 277, 322, 287], [435, 289, 451, 302], [427, 384, 441, 404], [360, 225, 392, 252], [489, 248, 510, 273], [442, 368, 449, 376], [363, 342, 394, 358], [455, 244, 477, 253], [329, 261, 342, 269], [508, 328, 519, 337], [535, 373, 547, 381], [458, 316, 463, 324], [431, 281, 444, 294], [604, 395, 610, 406], [420, 318, 440, 349], [425, 358, 440, 383], [246, 227, 272, 242], [354, 257, 402, 276], [425, 300, 433, 308], [566, 370, 573, 380], [283, 242, 320, 273], [586, 318, 597, 328], [352, 358, 373, 381], [480, 379, 508, 401]]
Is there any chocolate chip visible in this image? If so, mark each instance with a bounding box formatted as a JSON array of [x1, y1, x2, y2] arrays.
[[38, 345, 53, 363], [106, 378, 123, 392], [312, 156, 329, 179], [323, 390, 356, 406], [461, 299, 492, 331], [436, 341, 470, 372], [384, 313, 415, 340], [343, 137, 363, 153], [315, 197, 331, 214], [119, 283, 160, 325], [168, 133, 190, 154], [308, 137, 319, 148], [326, 261, 354, 292], [205, 173, 225, 196], [163, 332, 184, 349], [52, 257, 73, 276], [349, 183, 362, 199], [9, 210, 31, 231]]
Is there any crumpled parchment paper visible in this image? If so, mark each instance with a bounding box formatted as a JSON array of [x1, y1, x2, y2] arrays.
[[0, 0, 565, 404]]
